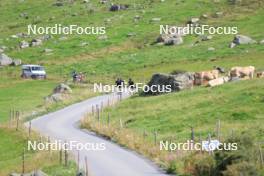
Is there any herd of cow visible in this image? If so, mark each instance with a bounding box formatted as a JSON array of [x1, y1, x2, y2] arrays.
[[194, 66, 263, 87]]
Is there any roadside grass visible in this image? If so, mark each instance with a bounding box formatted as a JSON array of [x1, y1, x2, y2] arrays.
[[0, 126, 77, 176], [81, 78, 264, 174]]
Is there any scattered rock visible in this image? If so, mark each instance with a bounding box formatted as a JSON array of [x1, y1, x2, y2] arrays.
[[98, 35, 108, 40], [201, 14, 208, 19], [20, 40, 29, 49], [30, 39, 42, 47], [134, 15, 140, 22], [45, 93, 64, 103], [214, 11, 223, 18], [164, 36, 183, 46], [59, 36, 68, 41], [100, 0, 108, 4], [0, 53, 13, 66], [145, 72, 194, 95], [12, 59, 22, 66], [229, 42, 236, 48], [53, 2, 64, 6], [259, 39, 264, 44], [150, 18, 161, 23], [187, 17, 200, 26], [208, 47, 215, 51], [43, 48, 53, 53], [233, 35, 256, 45], [157, 34, 183, 46], [41, 34, 52, 41], [127, 33, 136, 37], [53, 83, 72, 94], [19, 12, 29, 19], [80, 42, 89, 46], [110, 4, 129, 11], [201, 35, 213, 41]]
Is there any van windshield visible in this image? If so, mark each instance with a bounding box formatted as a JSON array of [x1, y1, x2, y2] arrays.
[[31, 67, 44, 71]]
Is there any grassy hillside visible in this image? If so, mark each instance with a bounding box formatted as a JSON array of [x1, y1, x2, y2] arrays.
[[0, 0, 263, 174], [0, 0, 263, 122], [0, 127, 77, 175]]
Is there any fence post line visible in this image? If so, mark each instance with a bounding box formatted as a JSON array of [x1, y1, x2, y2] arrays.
[[64, 141, 68, 167]]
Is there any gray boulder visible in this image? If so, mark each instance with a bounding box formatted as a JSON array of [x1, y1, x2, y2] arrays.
[[0, 53, 13, 66], [233, 35, 256, 45], [20, 40, 29, 49], [12, 59, 22, 66], [45, 93, 64, 103], [145, 72, 194, 95], [53, 83, 72, 94], [157, 34, 183, 46], [30, 39, 42, 47]]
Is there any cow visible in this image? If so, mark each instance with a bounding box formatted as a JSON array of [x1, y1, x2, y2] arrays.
[[194, 69, 220, 85], [229, 66, 255, 79], [208, 77, 229, 87], [257, 71, 264, 78]]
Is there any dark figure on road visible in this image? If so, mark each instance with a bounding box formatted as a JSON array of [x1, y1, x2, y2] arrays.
[[128, 78, 135, 89]]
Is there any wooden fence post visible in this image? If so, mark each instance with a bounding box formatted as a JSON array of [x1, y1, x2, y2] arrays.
[[22, 148, 25, 174], [208, 133, 212, 155], [85, 156, 89, 176], [96, 105, 100, 122], [154, 131, 157, 146], [28, 121, 32, 138], [64, 141, 68, 167], [216, 119, 221, 141], [92, 105, 94, 116], [59, 149, 62, 165], [77, 150, 80, 172], [191, 127, 194, 141], [143, 129, 147, 140], [259, 145, 264, 167], [16, 111, 19, 131], [119, 118, 123, 129], [107, 113, 110, 127]]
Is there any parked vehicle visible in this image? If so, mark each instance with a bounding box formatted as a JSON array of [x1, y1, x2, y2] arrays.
[[21, 65, 46, 79]]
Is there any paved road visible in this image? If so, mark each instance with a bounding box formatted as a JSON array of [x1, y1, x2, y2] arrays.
[[30, 92, 167, 176]]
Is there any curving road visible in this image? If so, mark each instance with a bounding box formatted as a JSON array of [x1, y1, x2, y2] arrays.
[[29, 92, 167, 176]]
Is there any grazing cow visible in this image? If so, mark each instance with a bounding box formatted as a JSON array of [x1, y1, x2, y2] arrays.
[[208, 77, 229, 87], [230, 66, 255, 79], [194, 69, 220, 85], [257, 71, 264, 78]]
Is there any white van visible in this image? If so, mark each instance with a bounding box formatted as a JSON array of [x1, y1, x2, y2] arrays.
[[21, 65, 46, 79]]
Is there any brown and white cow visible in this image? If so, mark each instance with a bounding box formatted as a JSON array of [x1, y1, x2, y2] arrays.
[[194, 69, 220, 85], [257, 71, 264, 78], [229, 66, 255, 79], [208, 76, 229, 87]]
